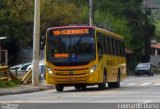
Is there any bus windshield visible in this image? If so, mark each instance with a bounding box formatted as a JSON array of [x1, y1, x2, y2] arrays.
[[47, 36, 96, 65]]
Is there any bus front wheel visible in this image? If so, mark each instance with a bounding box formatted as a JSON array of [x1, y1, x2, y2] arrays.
[[98, 73, 106, 90], [55, 84, 64, 92], [75, 85, 81, 90]]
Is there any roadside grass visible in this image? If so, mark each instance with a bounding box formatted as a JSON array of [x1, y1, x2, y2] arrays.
[[0, 80, 21, 88]]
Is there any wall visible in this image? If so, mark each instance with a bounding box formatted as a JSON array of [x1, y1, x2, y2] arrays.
[[150, 55, 160, 66]]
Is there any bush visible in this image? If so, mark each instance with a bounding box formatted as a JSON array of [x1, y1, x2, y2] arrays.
[[0, 80, 21, 88]]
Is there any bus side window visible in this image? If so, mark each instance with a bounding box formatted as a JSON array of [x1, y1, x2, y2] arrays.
[[112, 38, 115, 55], [105, 36, 110, 55], [97, 34, 104, 56], [119, 40, 125, 57], [119, 40, 122, 56], [122, 41, 126, 57], [108, 37, 113, 55], [113, 38, 117, 56], [116, 40, 119, 56], [103, 34, 106, 54], [116, 39, 120, 56]]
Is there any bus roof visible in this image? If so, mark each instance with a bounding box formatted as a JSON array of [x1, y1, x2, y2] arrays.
[[95, 27, 124, 39], [47, 26, 95, 31], [47, 26, 124, 39]]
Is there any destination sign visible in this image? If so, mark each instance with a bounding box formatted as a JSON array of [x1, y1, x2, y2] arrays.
[[52, 29, 89, 36], [54, 53, 69, 58]]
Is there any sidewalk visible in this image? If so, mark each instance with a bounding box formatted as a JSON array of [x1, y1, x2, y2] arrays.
[[0, 80, 54, 96]]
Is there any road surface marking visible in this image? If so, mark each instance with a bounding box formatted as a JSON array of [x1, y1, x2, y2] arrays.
[[0, 100, 152, 103], [142, 100, 153, 104], [126, 83, 136, 86], [140, 82, 151, 86], [154, 83, 160, 86]]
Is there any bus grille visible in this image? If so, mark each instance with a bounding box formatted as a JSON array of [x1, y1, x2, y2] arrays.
[[53, 68, 89, 82]]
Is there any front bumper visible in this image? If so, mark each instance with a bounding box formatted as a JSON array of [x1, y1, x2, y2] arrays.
[[46, 70, 98, 85], [135, 70, 150, 75]]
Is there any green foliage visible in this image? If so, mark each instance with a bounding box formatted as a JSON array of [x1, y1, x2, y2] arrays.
[[0, 0, 156, 65], [40, 0, 82, 32], [155, 20, 160, 41], [0, 0, 34, 64], [146, 0, 160, 41], [0, 80, 21, 88], [94, 0, 156, 66], [0, 0, 85, 65], [94, 0, 146, 53]]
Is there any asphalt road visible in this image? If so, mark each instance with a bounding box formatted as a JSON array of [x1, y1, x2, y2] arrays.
[[1, 74, 160, 109]]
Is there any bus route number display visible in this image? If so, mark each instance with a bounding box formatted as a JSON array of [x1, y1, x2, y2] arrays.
[[53, 29, 89, 36]]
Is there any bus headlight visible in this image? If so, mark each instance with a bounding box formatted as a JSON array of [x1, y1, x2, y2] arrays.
[[89, 65, 97, 74], [48, 70, 54, 74], [47, 67, 54, 75]]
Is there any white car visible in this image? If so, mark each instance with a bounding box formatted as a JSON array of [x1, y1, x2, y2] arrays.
[[10, 63, 31, 78], [135, 63, 154, 76], [27, 60, 45, 79]]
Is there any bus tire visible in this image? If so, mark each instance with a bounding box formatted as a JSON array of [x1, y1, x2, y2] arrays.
[[55, 84, 64, 92], [81, 84, 87, 90], [108, 71, 120, 88], [98, 71, 106, 90], [114, 72, 120, 88], [75, 85, 81, 90]]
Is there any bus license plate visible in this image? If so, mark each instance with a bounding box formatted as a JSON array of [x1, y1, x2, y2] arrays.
[[67, 78, 76, 81]]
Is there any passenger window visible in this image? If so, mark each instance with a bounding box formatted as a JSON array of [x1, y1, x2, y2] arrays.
[[116, 39, 120, 56], [112, 38, 116, 55], [105, 36, 110, 54], [109, 37, 113, 55], [97, 34, 105, 56]]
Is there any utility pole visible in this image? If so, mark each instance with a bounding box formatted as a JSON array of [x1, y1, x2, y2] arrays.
[[32, 0, 40, 86], [144, 6, 150, 58], [89, 0, 93, 26]]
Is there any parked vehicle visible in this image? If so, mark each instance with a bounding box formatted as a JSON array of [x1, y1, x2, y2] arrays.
[[135, 63, 154, 76], [10, 60, 45, 79], [10, 63, 31, 78], [27, 60, 45, 79]]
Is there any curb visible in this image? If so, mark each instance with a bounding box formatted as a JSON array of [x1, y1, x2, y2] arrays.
[[0, 85, 55, 96]]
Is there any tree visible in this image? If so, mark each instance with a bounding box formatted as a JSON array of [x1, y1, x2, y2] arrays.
[[0, 0, 156, 65], [0, 0, 84, 65], [93, 0, 145, 52], [0, 0, 34, 64], [93, 0, 155, 66], [155, 20, 160, 41]]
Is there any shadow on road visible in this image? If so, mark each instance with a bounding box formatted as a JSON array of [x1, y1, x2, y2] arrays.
[[54, 86, 121, 93]]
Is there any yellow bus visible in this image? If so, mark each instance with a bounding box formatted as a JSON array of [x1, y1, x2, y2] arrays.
[[45, 26, 126, 92]]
